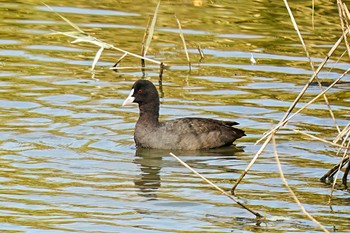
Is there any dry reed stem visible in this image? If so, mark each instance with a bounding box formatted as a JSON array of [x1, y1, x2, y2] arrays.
[[53, 31, 164, 66], [338, 1, 350, 60], [342, 2, 350, 23], [109, 66, 149, 70], [293, 130, 347, 148], [256, 30, 346, 145], [257, 67, 350, 144], [334, 123, 350, 143], [143, 0, 160, 57], [272, 135, 330, 233], [283, 0, 312, 70], [140, 0, 160, 77], [46, 3, 165, 73], [141, 16, 152, 57], [169, 152, 262, 219], [91, 47, 104, 71], [327, 49, 347, 74], [110, 45, 164, 65], [283, 0, 340, 134], [175, 15, 191, 70], [231, 133, 272, 194], [312, 0, 315, 30], [234, 67, 350, 193], [231, 2, 348, 195], [141, 15, 152, 75], [43, 3, 84, 33]]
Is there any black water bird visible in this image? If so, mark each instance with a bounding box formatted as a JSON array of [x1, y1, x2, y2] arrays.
[[123, 80, 245, 150]]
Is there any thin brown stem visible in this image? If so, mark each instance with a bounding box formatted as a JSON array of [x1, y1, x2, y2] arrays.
[[170, 153, 262, 219], [272, 135, 330, 233]]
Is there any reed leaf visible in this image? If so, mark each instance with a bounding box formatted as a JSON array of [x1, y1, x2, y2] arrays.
[[143, 0, 160, 56], [175, 14, 191, 68], [334, 123, 350, 143], [51, 31, 113, 49], [91, 47, 104, 71], [43, 3, 85, 33], [257, 66, 350, 144], [280, 0, 341, 137], [46, 3, 165, 68]]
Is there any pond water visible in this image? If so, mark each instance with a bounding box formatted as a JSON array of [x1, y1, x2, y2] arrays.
[[0, 0, 349, 232]]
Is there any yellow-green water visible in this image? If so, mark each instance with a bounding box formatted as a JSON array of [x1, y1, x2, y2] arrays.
[[0, 0, 349, 232]]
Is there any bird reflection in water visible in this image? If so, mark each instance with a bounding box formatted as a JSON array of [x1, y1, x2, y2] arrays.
[[133, 148, 164, 199], [133, 146, 245, 199]]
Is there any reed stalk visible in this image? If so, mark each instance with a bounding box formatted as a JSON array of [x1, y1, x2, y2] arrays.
[[169, 153, 262, 219], [175, 15, 191, 70], [282, 0, 340, 134], [234, 1, 350, 196], [45, 3, 165, 76], [293, 130, 346, 149], [272, 135, 330, 233], [233, 66, 350, 193]]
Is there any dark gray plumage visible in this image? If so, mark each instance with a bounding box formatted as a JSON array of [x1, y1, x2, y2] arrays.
[[123, 80, 245, 150]]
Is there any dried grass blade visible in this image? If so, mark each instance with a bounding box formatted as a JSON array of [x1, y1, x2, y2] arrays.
[[231, 133, 272, 194], [141, 16, 152, 57], [51, 31, 163, 65], [337, 1, 350, 60], [71, 35, 113, 49], [342, 2, 350, 20], [272, 135, 330, 233], [48, 3, 166, 67], [333, 123, 350, 143], [257, 67, 350, 144], [255, 32, 348, 145], [175, 14, 191, 69], [91, 47, 104, 71], [169, 152, 262, 219], [282, 0, 340, 134], [143, 0, 160, 56], [110, 45, 163, 65], [141, 16, 152, 75], [43, 3, 85, 33], [293, 130, 345, 148], [52, 31, 113, 49], [110, 66, 146, 70], [312, 0, 315, 30]]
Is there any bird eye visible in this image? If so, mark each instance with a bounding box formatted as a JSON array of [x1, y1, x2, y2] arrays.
[[138, 89, 143, 93]]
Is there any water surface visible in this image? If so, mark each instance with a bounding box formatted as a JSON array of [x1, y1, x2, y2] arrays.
[[0, 0, 349, 232]]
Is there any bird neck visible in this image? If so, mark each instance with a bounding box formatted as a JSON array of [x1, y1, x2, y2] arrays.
[[138, 101, 160, 126]]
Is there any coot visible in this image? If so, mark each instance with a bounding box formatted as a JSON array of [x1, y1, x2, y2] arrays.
[[123, 80, 245, 150]]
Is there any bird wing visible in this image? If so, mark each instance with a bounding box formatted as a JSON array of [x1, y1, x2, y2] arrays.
[[158, 118, 245, 149]]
